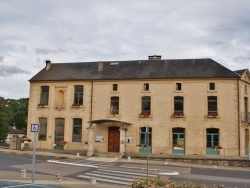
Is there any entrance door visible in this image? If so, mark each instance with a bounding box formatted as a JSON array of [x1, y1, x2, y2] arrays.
[[55, 118, 65, 150], [108, 127, 120, 152]]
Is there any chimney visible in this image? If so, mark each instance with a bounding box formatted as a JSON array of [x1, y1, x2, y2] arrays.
[[45, 60, 51, 70], [148, 55, 162, 60], [98, 62, 103, 71]]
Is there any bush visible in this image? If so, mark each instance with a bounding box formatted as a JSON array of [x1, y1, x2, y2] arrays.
[[129, 177, 226, 188]]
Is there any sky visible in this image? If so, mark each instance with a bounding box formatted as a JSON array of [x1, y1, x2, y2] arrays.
[[0, 0, 250, 99]]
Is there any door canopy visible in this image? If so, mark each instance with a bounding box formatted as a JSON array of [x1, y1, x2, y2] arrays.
[[87, 119, 132, 127]]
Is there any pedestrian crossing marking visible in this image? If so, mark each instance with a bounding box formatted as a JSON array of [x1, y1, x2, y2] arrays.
[[77, 168, 158, 186]]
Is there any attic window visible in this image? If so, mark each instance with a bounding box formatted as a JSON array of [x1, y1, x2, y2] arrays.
[[176, 83, 182, 91], [113, 84, 118, 91], [143, 83, 149, 91], [209, 83, 215, 90]]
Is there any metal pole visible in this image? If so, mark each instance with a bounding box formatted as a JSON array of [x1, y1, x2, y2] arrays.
[[146, 124, 149, 179], [32, 132, 36, 184]]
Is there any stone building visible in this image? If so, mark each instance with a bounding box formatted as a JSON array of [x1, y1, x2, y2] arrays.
[[26, 56, 250, 157]]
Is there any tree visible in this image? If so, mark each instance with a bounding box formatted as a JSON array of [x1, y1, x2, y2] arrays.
[[7, 98, 28, 130], [0, 97, 9, 142]]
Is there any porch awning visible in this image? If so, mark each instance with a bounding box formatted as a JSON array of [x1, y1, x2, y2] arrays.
[[87, 119, 132, 126]]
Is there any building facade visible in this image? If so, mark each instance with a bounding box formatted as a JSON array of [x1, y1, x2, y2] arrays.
[[26, 56, 250, 157]]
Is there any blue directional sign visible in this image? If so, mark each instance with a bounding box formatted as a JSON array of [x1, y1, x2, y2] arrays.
[[31, 124, 40, 132]]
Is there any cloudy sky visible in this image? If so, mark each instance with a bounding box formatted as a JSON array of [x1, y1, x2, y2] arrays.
[[1, 0, 250, 99]]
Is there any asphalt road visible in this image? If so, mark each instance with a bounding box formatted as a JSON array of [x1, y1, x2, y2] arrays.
[[1, 151, 250, 188]]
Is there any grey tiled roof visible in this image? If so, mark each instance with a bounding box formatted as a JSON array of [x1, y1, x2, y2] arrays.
[[30, 58, 240, 81], [234, 69, 248, 76]]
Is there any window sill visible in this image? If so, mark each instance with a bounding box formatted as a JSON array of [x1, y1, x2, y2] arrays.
[[171, 114, 185, 118], [107, 114, 122, 118], [138, 115, 152, 118], [37, 105, 49, 108]]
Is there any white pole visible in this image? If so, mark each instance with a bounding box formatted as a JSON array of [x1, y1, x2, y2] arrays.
[[32, 132, 36, 184], [146, 124, 149, 179]]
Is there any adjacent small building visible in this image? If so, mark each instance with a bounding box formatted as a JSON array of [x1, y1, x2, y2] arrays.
[[26, 56, 250, 157]]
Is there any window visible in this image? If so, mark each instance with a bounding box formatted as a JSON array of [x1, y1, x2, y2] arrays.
[[139, 127, 152, 154], [172, 128, 185, 154], [208, 96, 217, 115], [110, 96, 119, 114], [245, 85, 248, 93], [40, 86, 49, 105], [176, 83, 182, 91], [244, 97, 248, 121], [72, 118, 82, 142], [38, 118, 47, 141], [141, 96, 151, 114], [113, 84, 118, 91], [143, 83, 149, 91], [74, 85, 83, 105], [174, 96, 184, 113], [206, 128, 219, 155], [209, 83, 215, 90]]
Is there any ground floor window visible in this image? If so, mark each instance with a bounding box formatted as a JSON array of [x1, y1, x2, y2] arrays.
[[245, 129, 249, 155], [139, 127, 152, 154], [72, 118, 82, 142], [55, 118, 65, 150], [38, 117, 47, 141], [172, 128, 185, 154], [206, 128, 219, 155]]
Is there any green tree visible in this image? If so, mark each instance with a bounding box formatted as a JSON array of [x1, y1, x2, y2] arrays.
[[0, 97, 9, 142], [7, 98, 29, 130]]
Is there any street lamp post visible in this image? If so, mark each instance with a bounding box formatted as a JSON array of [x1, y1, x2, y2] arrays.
[[146, 124, 149, 179]]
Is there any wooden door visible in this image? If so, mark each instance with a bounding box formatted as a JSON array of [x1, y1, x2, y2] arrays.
[[108, 127, 120, 152]]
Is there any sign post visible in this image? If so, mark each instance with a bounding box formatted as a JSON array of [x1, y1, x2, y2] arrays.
[[31, 123, 40, 184]]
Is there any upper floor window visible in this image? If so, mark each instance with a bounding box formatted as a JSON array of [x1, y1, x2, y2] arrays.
[[72, 118, 82, 142], [176, 83, 182, 91], [74, 85, 83, 105], [209, 83, 215, 90], [113, 84, 118, 91], [40, 86, 49, 105], [141, 96, 151, 114], [143, 83, 149, 91], [208, 96, 217, 116], [174, 96, 184, 113], [110, 96, 119, 115], [245, 85, 247, 93], [38, 117, 47, 141]]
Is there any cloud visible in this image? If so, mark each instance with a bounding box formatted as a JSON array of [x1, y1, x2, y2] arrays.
[[0, 64, 31, 77], [35, 48, 67, 56], [0, 56, 4, 63]]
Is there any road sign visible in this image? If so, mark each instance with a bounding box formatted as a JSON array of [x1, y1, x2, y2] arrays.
[[31, 124, 40, 132]]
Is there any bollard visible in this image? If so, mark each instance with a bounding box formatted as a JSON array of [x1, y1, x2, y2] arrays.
[[20, 170, 26, 179], [128, 156, 131, 161], [55, 174, 62, 182], [90, 177, 96, 184], [76, 153, 80, 158]]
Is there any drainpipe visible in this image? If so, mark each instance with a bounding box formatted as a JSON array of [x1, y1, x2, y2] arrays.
[[90, 81, 93, 123], [237, 78, 241, 156]]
